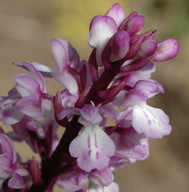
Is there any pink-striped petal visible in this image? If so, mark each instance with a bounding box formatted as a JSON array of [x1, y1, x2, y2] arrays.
[[69, 124, 115, 172], [132, 103, 172, 138]]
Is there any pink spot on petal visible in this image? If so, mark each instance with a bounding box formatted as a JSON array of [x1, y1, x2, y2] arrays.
[[96, 152, 99, 159], [143, 111, 148, 118], [148, 119, 151, 125], [88, 135, 91, 148]]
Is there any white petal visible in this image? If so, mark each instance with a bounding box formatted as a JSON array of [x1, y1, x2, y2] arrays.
[[132, 103, 172, 138]]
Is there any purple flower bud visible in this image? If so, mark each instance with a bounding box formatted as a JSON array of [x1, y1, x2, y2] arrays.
[[153, 38, 179, 62], [121, 14, 145, 36], [88, 16, 117, 66], [138, 39, 158, 58], [105, 3, 125, 27], [125, 11, 138, 20], [110, 31, 130, 62], [126, 30, 156, 60]]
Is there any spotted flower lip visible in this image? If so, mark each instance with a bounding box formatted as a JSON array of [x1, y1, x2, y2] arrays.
[[132, 102, 172, 138], [69, 105, 116, 172], [0, 2, 179, 191], [69, 123, 116, 172]]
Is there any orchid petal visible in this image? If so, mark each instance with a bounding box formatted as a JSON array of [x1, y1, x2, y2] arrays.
[[88, 16, 117, 66], [0, 102, 23, 125], [0, 134, 17, 163], [56, 171, 88, 192], [61, 89, 79, 107], [16, 96, 43, 118], [153, 38, 179, 62], [51, 38, 68, 71], [91, 168, 113, 186], [69, 124, 115, 172], [15, 168, 29, 177], [100, 106, 118, 120], [138, 39, 157, 58], [52, 70, 78, 95], [105, 3, 125, 27], [88, 182, 119, 192], [111, 128, 149, 163], [8, 172, 25, 189], [15, 74, 40, 97], [0, 155, 12, 176], [13, 62, 53, 78], [110, 31, 130, 62], [14, 62, 47, 92], [89, 16, 117, 48], [123, 15, 145, 35], [124, 62, 156, 88], [124, 80, 164, 105], [51, 38, 80, 71], [79, 105, 102, 126], [132, 103, 172, 138], [57, 107, 78, 120]]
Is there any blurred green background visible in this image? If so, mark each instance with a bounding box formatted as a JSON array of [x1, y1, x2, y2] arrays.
[[0, 0, 189, 191]]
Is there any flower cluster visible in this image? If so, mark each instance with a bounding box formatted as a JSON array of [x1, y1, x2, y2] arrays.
[[0, 3, 178, 192]]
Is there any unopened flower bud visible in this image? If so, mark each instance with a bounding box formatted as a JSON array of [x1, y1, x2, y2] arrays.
[[138, 39, 158, 58], [110, 31, 130, 62], [153, 38, 179, 62], [105, 3, 125, 27], [121, 13, 145, 36]]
